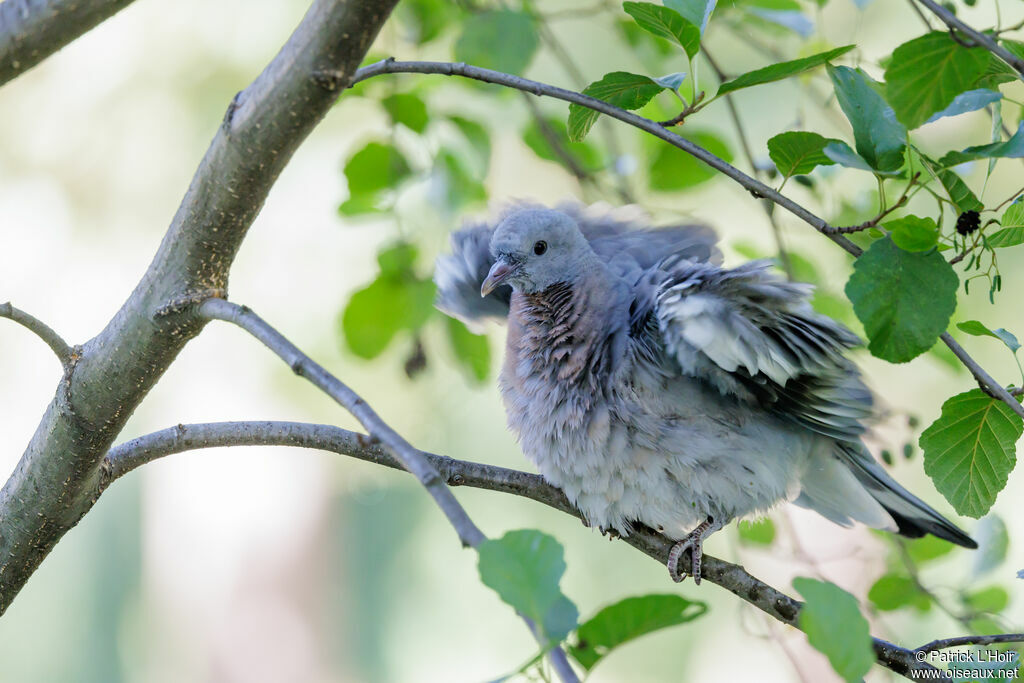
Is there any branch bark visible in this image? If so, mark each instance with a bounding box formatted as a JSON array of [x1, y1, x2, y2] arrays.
[[0, 0, 139, 86], [0, 0, 399, 615], [0, 301, 72, 364], [351, 58, 1024, 423], [99, 419, 934, 679]]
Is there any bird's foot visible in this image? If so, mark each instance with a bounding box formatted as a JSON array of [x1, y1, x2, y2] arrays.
[[667, 516, 721, 585]]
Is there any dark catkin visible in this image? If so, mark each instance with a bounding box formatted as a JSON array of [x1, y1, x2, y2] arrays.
[[956, 210, 981, 236]]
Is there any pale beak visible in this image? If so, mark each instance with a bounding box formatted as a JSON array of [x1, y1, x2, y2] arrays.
[[481, 260, 514, 297]]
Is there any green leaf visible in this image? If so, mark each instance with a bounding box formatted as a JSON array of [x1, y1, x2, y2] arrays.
[[568, 72, 665, 142], [868, 574, 930, 611], [342, 142, 413, 214], [828, 65, 907, 173], [884, 32, 991, 129], [920, 389, 1023, 518], [964, 586, 1009, 613], [523, 116, 604, 169], [448, 116, 491, 169], [382, 93, 428, 133], [446, 317, 490, 382], [653, 71, 688, 91], [887, 215, 939, 252], [988, 200, 1024, 248], [568, 594, 707, 671], [433, 151, 486, 209], [822, 140, 878, 172], [341, 275, 436, 359], [717, 45, 854, 96], [663, 0, 716, 34], [973, 515, 1009, 576], [477, 530, 578, 642], [906, 535, 955, 564], [926, 89, 1002, 124], [454, 10, 538, 74], [940, 121, 1024, 167], [738, 518, 776, 545], [622, 2, 701, 59], [794, 578, 875, 682], [376, 242, 418, 276], [397, 0, 461, 44], [956, 320, 1021, 352], [649, 130, 733, 190], [938, 168, 984, 212], [845, 237, 958, 363], [767, 131, 838, 178]]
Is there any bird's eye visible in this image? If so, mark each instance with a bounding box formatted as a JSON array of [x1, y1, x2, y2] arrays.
[[533, 240, 548, 256]]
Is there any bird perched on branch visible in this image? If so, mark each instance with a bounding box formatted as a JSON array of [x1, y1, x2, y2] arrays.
[[434, 203, 976, 583]]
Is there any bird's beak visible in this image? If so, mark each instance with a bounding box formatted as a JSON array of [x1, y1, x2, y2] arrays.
[[481, 260, 514, 297]]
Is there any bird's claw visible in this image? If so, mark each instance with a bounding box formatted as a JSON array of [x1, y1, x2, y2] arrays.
[[666, 516, 717, 585]]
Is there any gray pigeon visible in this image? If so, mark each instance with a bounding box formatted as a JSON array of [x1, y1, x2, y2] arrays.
[[434, 203, 975, 582]]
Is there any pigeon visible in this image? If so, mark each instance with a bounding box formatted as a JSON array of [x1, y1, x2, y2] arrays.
[[434, 203, 976, 583]]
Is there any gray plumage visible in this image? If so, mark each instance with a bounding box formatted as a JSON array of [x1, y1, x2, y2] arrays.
[[435, 204, 975, 551]]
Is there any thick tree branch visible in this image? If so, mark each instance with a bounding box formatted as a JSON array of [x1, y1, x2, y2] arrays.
[[195, 300, 579, 683], [0, 301, 72, 365], [0, 0, 139, 86], [100, 419, 934, 680], [0, 0, 399, 615], [914, 0, 1024, 78], [351, 58, 1024, 423]]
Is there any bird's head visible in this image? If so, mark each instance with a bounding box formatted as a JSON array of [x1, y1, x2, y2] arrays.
[[481, 208, 593, 296]]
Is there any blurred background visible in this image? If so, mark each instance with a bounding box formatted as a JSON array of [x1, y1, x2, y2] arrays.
[[0, 0, 1021, 681]]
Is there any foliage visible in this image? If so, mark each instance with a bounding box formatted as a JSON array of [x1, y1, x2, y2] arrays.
[[794, 578, 875, 682]]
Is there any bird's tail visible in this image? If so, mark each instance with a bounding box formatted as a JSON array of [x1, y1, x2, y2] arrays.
[[837, 441, 977, 549]]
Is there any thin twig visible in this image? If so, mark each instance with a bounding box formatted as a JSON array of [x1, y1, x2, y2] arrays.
[[655, 91, 707, 127], [820, 173, 918, 234], [194, 300, 579, 683], [916, 633, 1024, 653], [100, 419, 937, 680], [914, 0, 1024, 78], [0, 302, 72, 365]]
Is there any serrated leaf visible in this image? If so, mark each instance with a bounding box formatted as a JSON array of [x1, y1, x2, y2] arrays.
[[738, 518, 776, 545], [382, 93, 428, 133], [622, 2, 701, 59], [477, 530, 578, 642], [717, 45, 854, 96], [868, 574, 930, 611], [794, 578, 874, 682], [446, 317, 490, 382], [940, 121, 1024, 167], [648, 130, 733, 190], [663, 0, 716, 34], [341, 275, 436, 359], [988, 201, 1024, 248], [956, 320, 1021, 352], [845, 237, 958, 363], [920, 389, 1023, 518], [828, 65, 907, 173], [568, 594, 707, 671], [767, 131, 838, 178], [973, 515, 1009, 576], [925, 89, 1002, 124], [454, 10, 538, 74], [884, 32, 991, 129], [887, 215, 939, 252], [568, 72, 665, 141]]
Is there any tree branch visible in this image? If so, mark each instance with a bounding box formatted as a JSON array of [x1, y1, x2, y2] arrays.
[[100, 419, 934, 680], [0, 301, 72, 365], [0, 0, 400, 615], [195, 299, 579, 683], [916, 633, 1024, 653], [0, 0, 139, 86], [914, 0, 1024, 78], [351, 58, 1024, 423]]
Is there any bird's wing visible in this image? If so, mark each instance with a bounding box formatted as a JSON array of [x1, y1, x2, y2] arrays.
[[651, 258, 872, 441], [434, 202, 719, 328]]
